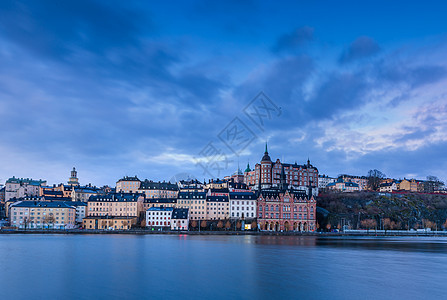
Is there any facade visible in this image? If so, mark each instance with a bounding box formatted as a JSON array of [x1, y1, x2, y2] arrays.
[[229, 192, 257, 219], [143, 198, 177, 211], [257, 189, 316, 232], [83, 216, 137, 230], [40, 184, 73, 198], [379, 182, 398, 193], [9, 201, 76, 229], [87, 193, 144, 218], [338, 175, 368, 191], [116, 176, 141, 193], [318, 175, 337, 189], [327, 179, 360, 192], [5, 177, 47, 201], [206, 195, 229, 220], [65, 201, 87, 224], [398, 179, 418, 192], [146, 206, 174, 228], [138, 180, 178, 199], [178, 179, 204, 192], [244, 144, 319, 196], [171, 208, 189, 230], [72, 186, 98, 202], [176, 191, 206, 220]]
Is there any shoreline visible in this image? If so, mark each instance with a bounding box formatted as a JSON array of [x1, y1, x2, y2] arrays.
[[1, 229, 447, 237]]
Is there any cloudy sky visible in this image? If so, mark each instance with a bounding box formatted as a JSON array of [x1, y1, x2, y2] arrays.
[[1, 1, 447, 186]]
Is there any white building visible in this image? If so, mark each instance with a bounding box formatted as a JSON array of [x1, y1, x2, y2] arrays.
[[379, 182, 398, 193], [318, 175, 337, 189], [146, 206, 173, 228], [171, 208, 189, 230], [229, 192, 257, 219], [65, 201, 87, 224]]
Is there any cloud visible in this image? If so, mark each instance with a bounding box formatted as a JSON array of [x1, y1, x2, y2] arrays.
[[272, 26, 314, 54], [339, 36, 380, 64]]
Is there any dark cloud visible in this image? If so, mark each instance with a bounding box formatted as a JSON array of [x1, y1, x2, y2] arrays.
[[339, 36, 380, 64], [272, 27, 314, 54]]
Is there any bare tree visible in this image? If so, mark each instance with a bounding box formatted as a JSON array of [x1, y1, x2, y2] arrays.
[[225, 221, 231, 231], [367, 169, 386, 191], [236, 221, 242, 230], [361, 219, 377, 233], [200, 220, 207, 230], [251, 220, 257, 231], [217, 220, 223, 230], [191, 220, 198, 230]]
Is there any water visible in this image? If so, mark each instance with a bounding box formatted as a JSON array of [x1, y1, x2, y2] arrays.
[[0, 234, 446, 300]]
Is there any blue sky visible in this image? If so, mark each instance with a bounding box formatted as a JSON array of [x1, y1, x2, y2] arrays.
[[1, 0, 447, 186]]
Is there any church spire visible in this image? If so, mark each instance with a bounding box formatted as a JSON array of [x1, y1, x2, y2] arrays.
[[265, 141, 268, 154]]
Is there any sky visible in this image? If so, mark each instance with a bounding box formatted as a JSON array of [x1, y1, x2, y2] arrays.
[[1, 0, 447, 186]]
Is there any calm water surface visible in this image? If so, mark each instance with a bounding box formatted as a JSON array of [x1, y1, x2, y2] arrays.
[[0, 234, 446, 300]]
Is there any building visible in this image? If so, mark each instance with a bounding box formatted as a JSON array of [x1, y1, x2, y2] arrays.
[[257, 188, 316, 232], [338, 174, 368, 191], [176, 191, 206, 220], [143, 198, 177, 211], [206, 195, 229, 220], [229, 192, 257, 219], [178, 179, 204, 192], [116, 176, 141, 193], [171, 208, 189, 230], [67, 167, 80, 186], [379, 182, 398, 193], [40, 184, 73, 198], [398, 179, 418, 192], [83, 216, 137, 230], [64, 201, 87, 224], [318, 175, 337, 189], [326, 180, 360, 192], [146, 206, 174, 228], [138, 180, 178, 199], [5, 177, 47, 201], [244, 144, 319, 196], [86, 193, 144, 218], [9, 201, 76, 229], [72, 186, 98, 202]]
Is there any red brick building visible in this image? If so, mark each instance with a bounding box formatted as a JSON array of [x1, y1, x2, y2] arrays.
[[257, 189, 316, 232]]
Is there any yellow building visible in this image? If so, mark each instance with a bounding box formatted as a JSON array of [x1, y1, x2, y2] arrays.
[[143, 198, 177, 211], [83, 216, 137, 230], [398, 179, 418, 192], [176, 191, 206, 220], [9, 201, 76, 229], [116, 176, 141, 193], [138, 180, 178, 199], [87, 193, 144, 218], [206, 195, 229, 220]]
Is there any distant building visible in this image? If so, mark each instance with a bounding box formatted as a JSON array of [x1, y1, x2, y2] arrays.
[[72, 186, 98, 202], [176, 191, 206, 220], [229, 192, 257, 219], [5, 177, 47, 201], [244, 144, 319, 196], [178, 179, 204, 192], [143, 198, 177, 211], [171, 208, 189, 230], [379, 182, 398, 193], [116, 176, 141, 193], [67, 167, 80, 186], [138, 180, 178, 199], [146, 206, 174, 228], [398, 179, 418, 192], [64, 201, 87, 224], [9, 201, 76, 229], [327, 179, 360, 192], [318, 175, 337, 189], [338, 174, 368, 191]]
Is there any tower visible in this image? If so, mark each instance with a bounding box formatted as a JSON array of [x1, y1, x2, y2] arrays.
[[68, 167, 79, 186]]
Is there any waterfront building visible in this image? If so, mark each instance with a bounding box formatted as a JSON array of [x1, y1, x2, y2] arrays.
[[244, 144, 319, 196], [206, 195, 229, 220], [86, 193, 144, 218], [171, 208, 189, 230], [176, 191, 206, 220], [229, 192, 257, 219], [146, 206, 174, 228], [64, 201, 87, 224], [138, 180, 178, 199], [143, 198, 177, 211], [82, 216, 137, 230], [5, 177, 47, 201], [116, 176, 141, 193], [257, 189, 316, 232], [9, 201, 76, 229]]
